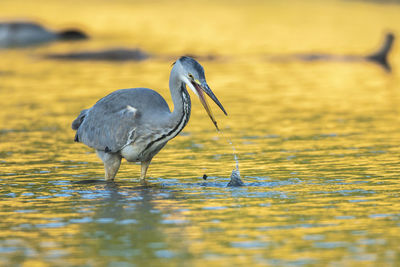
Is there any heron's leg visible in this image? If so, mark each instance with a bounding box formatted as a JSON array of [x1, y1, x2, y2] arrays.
[[97, 150, 122, 181], [140, 160, 151, 185]]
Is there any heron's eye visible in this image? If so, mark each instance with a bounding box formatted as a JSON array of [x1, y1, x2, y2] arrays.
[[188, 73, 194, 80]]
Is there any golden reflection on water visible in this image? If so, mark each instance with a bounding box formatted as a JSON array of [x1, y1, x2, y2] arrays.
[[1, 0, 400, 266]]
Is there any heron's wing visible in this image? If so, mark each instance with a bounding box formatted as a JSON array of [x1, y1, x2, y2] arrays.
[[72, 109, 88, 130], [75, 88, 170, 152], [78, 104, 139, 152]]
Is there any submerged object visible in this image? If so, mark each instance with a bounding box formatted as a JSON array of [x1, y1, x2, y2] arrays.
[[0, 21, 88, 48], [72, 56, 227, 184], [227, 168, 244, 187], [270, 32, 395, 72], [44, 48, 149, 61]]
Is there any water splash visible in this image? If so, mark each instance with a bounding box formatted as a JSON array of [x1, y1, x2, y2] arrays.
[[228, 138, 240, 171], [228, 168, 244, 187], [218, 131, 240, 172], [220, 133, 244, 186]]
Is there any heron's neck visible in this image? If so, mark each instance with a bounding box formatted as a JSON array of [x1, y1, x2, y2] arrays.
[[141, 73, 191, 152], [167, 71, 191, 135]]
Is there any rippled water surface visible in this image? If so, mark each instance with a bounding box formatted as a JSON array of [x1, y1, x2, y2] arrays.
[[1, 0, 400, 266]]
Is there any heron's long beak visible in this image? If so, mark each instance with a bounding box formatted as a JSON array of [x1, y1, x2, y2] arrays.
[[191, 80, 227, 131]]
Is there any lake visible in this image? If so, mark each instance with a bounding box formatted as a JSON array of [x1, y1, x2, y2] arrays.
[[1, 0, 400, 266]]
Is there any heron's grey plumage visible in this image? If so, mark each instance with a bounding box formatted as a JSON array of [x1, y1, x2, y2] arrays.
[[72, 56, 226, 183], [179, 56, 205, 77], [75, 88, 171, 153], [72, 109, 88, 130]]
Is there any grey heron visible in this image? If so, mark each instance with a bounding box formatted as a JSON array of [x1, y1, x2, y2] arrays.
[[72, 56, 227, 184]]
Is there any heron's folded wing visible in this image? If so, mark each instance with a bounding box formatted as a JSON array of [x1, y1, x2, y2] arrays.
[[77, 104, 140, 152]]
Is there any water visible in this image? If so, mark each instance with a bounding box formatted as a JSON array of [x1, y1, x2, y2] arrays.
[[228, 138, 240, 172], [220, 130, 240, 172], [223, 134, 243, 186], [1, 0, 400, 266]]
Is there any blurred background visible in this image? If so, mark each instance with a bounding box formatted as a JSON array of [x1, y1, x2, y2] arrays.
[[1, 0, 400, 266]]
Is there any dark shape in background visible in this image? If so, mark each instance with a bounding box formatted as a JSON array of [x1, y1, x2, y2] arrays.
[[44, 48, 150, 61], [365, 33, 394, 72], [269, 32, 395, 72], [43, 51, 221, 62], [0, 21, 88, 48]]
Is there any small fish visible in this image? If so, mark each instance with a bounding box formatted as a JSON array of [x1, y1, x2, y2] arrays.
[[227, 168, 244, 187]]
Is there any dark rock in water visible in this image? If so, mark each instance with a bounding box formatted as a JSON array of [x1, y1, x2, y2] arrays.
[[202, 174, 208, 180], [44, 48, 150, 61], [0, 21, 88, 48], [57, 30, 88, 41], [227, 169, 244, 187]]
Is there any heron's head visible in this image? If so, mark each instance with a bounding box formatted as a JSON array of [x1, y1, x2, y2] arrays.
[[175, 56, 227, 130]]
